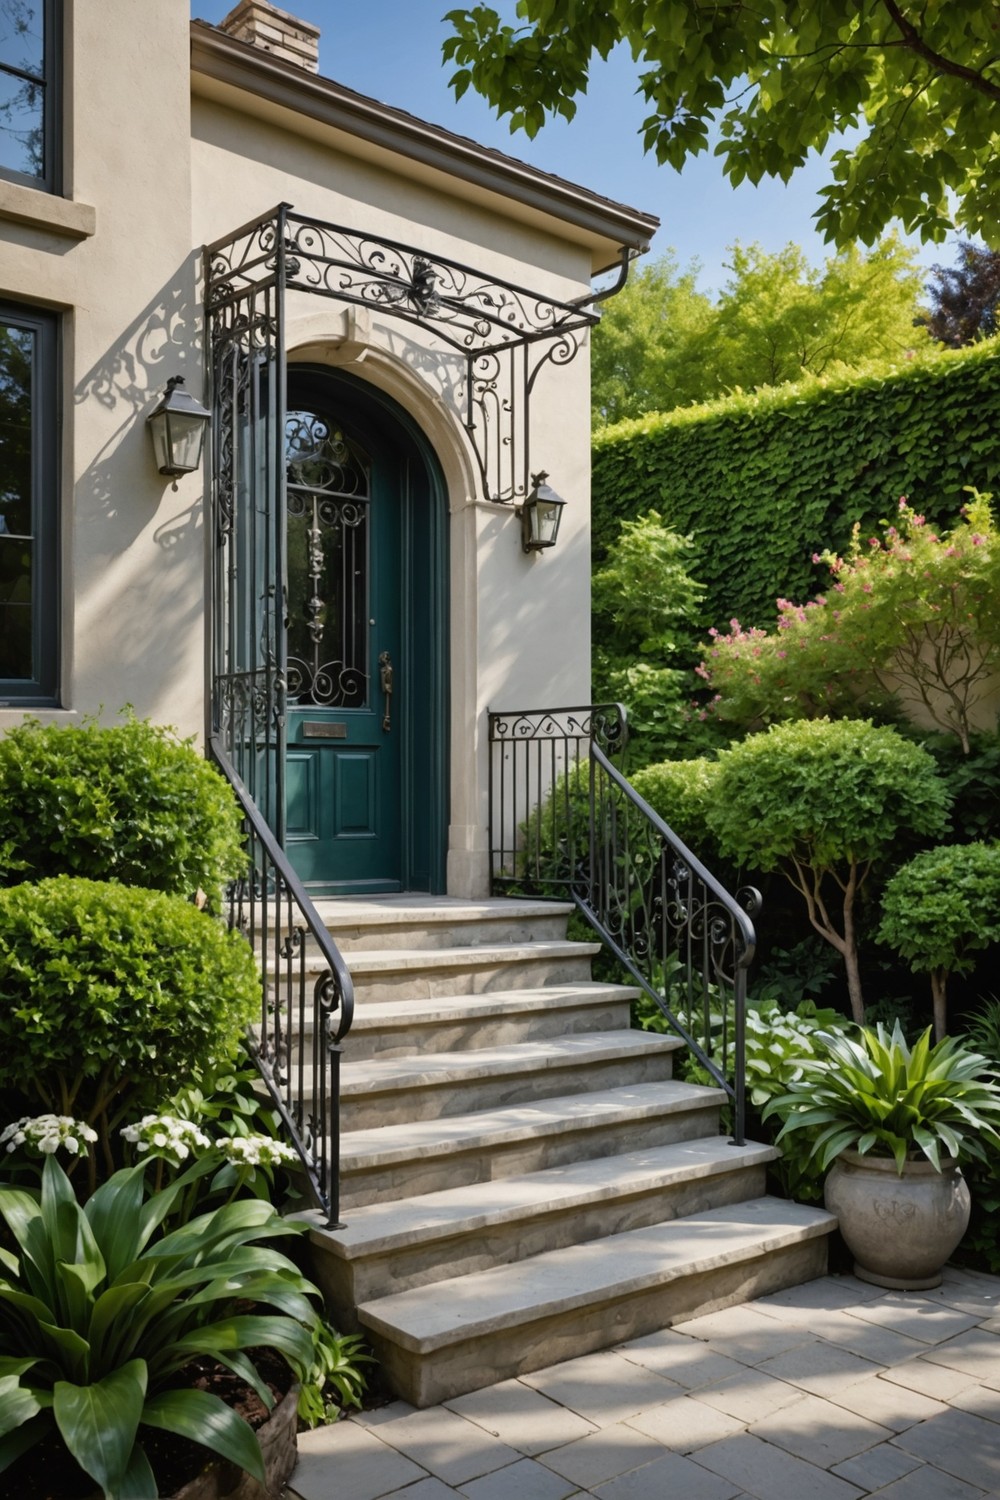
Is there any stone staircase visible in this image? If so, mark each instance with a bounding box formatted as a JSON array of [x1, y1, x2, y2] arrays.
[[297, 896, 836, 1408]]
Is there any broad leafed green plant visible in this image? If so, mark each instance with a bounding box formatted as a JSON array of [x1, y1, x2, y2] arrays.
[[0, 1154, 319, 1499], [762, 1022, 1000, 1174]]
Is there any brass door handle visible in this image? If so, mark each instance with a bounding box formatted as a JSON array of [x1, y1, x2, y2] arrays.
[[378, 651, 394, 732]]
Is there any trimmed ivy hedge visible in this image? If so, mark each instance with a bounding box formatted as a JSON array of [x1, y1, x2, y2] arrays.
[[592, 342, 1000, 630]]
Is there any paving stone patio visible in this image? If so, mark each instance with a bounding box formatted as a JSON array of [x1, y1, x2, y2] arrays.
[[287, 1267, 1000, 1500]]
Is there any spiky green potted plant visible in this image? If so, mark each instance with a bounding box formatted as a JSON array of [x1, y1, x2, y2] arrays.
[[763, 1022, 1000, 1289], [0, 1153, 320, 1499]]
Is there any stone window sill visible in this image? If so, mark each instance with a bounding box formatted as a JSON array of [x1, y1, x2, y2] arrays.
[[0, 178, 95, 239]]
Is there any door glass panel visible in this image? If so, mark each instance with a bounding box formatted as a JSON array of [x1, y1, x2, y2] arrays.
[[285, 409, 371, 707]]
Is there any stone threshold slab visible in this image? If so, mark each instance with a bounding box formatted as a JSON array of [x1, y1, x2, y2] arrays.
[[313, 896, 577, 923]]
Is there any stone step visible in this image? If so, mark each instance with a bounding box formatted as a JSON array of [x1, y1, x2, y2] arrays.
[[280, 983, 638, 1065], [311, 896, 576, 952], [356, 1197, 836, 1407], [306, 1137, 779, 1315], [339, 1030, 681, 1131], [265, 940, 602, 1001], [337, 1079, 725, 1208]]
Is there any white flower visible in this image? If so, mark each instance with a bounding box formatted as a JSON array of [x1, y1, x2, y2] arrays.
[[1, 1115, 97, 1159], [219, 1135, 296, 1167], [119, 1113, 211, 1167]]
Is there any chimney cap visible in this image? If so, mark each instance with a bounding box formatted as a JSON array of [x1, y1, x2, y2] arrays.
[[217, 1, 320, 72]]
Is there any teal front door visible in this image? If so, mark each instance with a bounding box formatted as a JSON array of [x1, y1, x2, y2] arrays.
[[282, 368, 449, 895], [284, 377, 404, 894]]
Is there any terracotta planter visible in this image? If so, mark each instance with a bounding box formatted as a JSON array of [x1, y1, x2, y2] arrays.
[[171, 1382, 300, 1500], [824, 1149, 970, 1290]]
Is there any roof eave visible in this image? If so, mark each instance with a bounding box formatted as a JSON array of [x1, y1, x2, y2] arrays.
[[189, 21, 658, 268]]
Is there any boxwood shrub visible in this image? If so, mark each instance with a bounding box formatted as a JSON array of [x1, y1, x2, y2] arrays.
[[0, 877, 260, 1144], [0, 718, 245, 909]]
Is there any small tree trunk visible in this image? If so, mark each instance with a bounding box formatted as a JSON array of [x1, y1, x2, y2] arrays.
[[843, 943, 866, 1024], [842, 867, 865, 1024], [931, 969, 949, 1042]]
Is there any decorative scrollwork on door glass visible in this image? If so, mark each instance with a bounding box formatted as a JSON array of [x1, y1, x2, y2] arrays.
[[285, 410, 371, 707]]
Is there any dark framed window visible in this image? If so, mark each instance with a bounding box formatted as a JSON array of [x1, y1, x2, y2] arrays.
[[0, 0, 58, 191], [0, 301, 58, 704]]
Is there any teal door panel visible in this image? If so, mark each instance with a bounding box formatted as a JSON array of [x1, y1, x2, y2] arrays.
[[284, 375, 404, 894], [282, 368, 448, 896]]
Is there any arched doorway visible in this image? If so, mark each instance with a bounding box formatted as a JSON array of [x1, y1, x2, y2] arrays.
[[283, 366, 449, 895]]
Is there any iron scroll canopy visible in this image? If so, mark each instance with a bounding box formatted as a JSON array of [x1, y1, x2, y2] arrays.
[[205, 203, 634, 504]]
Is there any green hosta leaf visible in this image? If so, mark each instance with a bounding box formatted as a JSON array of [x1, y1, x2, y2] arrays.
[[153, 1314, 313, 1382], [53, 1358, 147, 1499], [142, 1388, 265, 1484], [0, 1185, 43, 1255], [37, 1315, 91, 1379], [0, 1375, 43, 1438], [86, 1283, 152, 1374], [118, 1444, 158, 1500], [84, 1164, 148, 1278], [912, 1125, 942, 1171]]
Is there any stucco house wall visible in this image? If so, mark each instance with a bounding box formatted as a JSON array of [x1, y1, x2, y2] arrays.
[[0, 0, 655, 896]]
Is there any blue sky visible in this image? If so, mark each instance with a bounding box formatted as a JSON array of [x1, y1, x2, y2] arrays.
[[191, 0, 957, 295]]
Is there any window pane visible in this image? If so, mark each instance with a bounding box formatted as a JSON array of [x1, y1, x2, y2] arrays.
[[0, 1, 43, 76], [0, 67, 41, 178], [0, 533, 32, 678], [0, 602, 32, 677], [0, 322, 32, 543]]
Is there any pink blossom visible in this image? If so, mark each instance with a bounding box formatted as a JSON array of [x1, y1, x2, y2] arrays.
[[811, 552, 822, 564]]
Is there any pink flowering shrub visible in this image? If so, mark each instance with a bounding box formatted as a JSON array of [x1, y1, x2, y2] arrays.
[[701, 491, 1000, 751]]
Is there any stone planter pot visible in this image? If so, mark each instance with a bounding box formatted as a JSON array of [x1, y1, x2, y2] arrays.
[[171, 1382, 300, 1500], [824, 1149, 970, 1290]]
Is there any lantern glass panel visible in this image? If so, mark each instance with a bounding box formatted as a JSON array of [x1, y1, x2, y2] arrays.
[[165, 411, 206, 473]]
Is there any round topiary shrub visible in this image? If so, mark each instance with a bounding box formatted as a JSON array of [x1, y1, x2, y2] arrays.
[[631, 757, 721, 858], [707, 718, 952, 1023], [0, 877, 260, 1156], [878, 841, 1000, 1041], [0, 717, 245, 909]]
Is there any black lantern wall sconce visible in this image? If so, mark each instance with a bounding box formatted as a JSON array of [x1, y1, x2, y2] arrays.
[[516, 472, 566, 553], [147, 376, 212, 481]]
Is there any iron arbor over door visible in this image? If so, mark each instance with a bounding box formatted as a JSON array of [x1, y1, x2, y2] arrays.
[[204, 200, 631, 827], [206, 201, 629, 507]]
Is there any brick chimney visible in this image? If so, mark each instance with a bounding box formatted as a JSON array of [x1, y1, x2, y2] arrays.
[[217, 1, 320, 72]]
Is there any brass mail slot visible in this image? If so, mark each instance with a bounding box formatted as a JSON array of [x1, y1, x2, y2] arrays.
[[303, 721, 348, 739]]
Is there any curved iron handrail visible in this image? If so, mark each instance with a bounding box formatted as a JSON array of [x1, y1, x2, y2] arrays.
[[579, 743, 760, 1145], [209, 734, 354, 1224], [485, 702, 760, 1147]]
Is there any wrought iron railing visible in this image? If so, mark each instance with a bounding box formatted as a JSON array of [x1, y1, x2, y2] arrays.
[[487, 706, 759, 1144], [209, 735, 354, 1225], [488, 704, 628, 891]]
